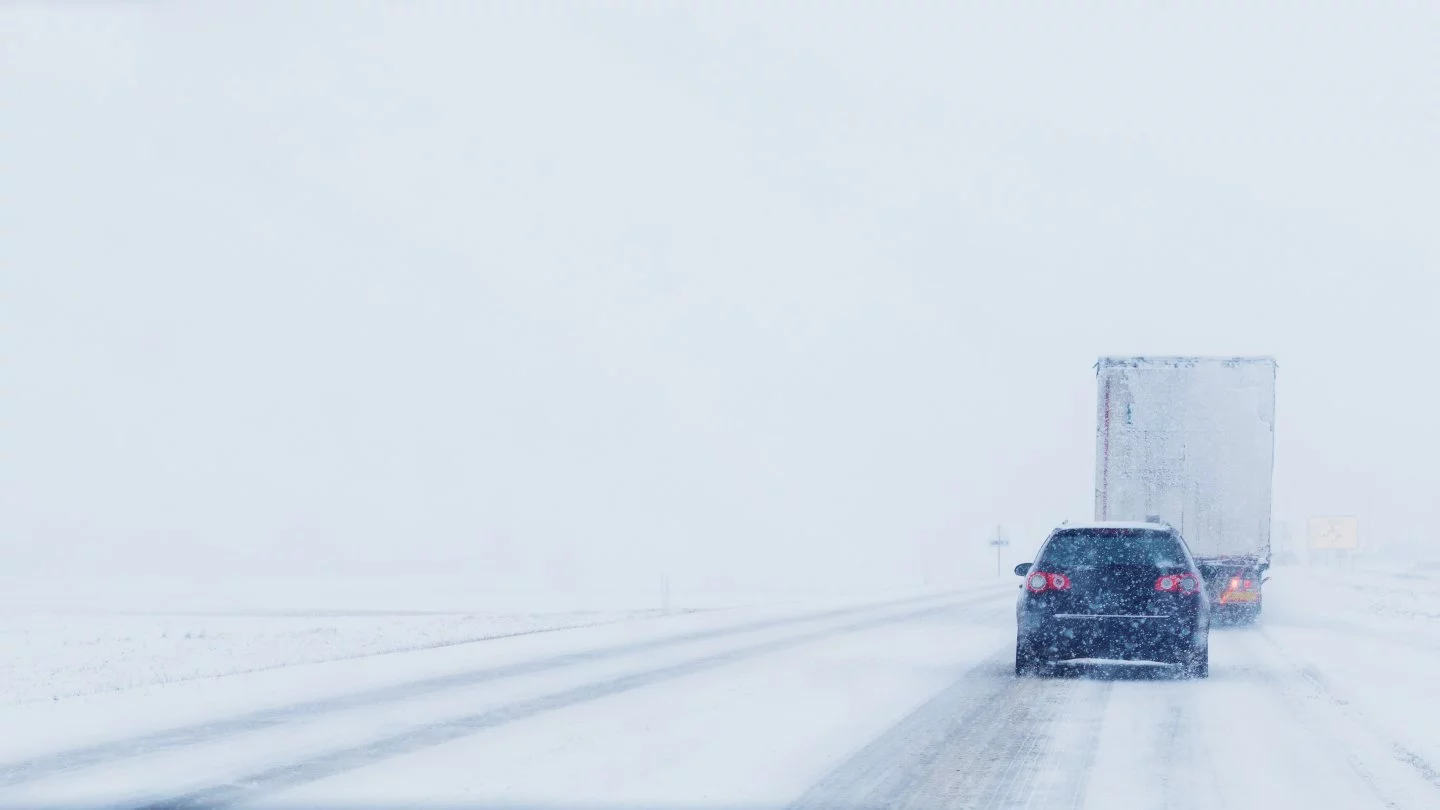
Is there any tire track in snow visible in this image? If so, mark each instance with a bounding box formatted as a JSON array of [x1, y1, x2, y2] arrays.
[[789, 663, 1115, 809], [1154, 695, 1187, 808], [786, 652, 1016, 810], [0, 588, 1004, 789], [1157, 683, 1203, 807], [965, 678, 1061, 809], [1152, 677, 1219, 810], [125, 596, 998, 810], [980, 676, 1109, 810], [1045, 679, 1111, 810]]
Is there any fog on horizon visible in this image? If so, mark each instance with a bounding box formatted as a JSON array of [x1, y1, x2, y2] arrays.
[[2, 2, 1436, 608]]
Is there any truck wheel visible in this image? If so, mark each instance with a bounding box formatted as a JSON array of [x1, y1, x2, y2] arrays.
[[1218, 605, 1258, 626], [1185, 640, 1210, 679]]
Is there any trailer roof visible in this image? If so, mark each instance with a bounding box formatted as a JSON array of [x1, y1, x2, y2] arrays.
[[1096, 355, 1277, 369]]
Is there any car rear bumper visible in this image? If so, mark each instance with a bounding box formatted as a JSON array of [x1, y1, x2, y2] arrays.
[[1020, 613, 1202, 664]]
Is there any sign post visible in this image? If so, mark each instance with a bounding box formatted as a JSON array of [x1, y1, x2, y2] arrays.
[[989, 525, 1010, 577]]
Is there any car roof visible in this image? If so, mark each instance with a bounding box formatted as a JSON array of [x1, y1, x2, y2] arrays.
[[1053, 521, 1173, 532]]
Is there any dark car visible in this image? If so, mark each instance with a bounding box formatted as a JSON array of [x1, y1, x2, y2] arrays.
[[1014, 521, 1210, 678]]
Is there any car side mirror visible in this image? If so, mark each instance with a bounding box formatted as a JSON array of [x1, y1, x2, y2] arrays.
[[1013, 562, 1032, 576]]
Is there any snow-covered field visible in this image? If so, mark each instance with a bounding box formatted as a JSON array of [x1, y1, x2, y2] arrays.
[[0, 608, 687, 705], [0, 567, 993, 707], [0, 569, 1436, 809]]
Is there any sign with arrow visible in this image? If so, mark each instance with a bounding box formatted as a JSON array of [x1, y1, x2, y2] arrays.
[[1307, 516, 1359, 551]]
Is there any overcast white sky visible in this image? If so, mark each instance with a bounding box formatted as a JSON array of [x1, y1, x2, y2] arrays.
[[1, 2, 1436, 603]]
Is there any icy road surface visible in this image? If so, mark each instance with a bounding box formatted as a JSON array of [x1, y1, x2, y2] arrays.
[[1, 570, 1438, 809]]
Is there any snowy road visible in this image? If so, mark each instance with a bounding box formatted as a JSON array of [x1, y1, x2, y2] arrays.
[[2, 570, 1438, 809]]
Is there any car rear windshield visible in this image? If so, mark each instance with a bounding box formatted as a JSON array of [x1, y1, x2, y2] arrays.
[[1038, 529, 1186, 569]]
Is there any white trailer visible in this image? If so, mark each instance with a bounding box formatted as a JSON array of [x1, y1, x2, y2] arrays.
[[1094, 356, 1277, 621]]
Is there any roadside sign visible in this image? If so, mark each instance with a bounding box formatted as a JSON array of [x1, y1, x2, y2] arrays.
[[1307, 516, 1359, 550], [989, 526, 1010, 577], [989, 524, 1010, 547]]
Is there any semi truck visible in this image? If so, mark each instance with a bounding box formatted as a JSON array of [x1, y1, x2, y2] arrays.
[[1094, 356, 1277, 623]]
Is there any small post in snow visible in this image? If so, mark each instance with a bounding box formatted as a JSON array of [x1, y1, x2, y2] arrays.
[[989, 525, 1010, 577]]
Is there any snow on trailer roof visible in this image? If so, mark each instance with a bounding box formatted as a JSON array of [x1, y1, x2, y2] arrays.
[[1095, 356, 1277, 369]]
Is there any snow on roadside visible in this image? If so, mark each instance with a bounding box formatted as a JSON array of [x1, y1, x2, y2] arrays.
[[0, 565, 984, 707], [1264, 562, 1440, 649], [1257, 562, 1440, 790], [0, 609, 678, 705]]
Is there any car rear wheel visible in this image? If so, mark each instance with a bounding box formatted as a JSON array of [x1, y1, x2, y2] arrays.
[[1184, 639, 1210, 679], [1015, 638, 1049, 677]]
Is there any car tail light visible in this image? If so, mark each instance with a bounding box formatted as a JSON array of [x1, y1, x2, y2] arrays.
[[1157, 574, 1200, 594], [1025, 572, 1071, 594]]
